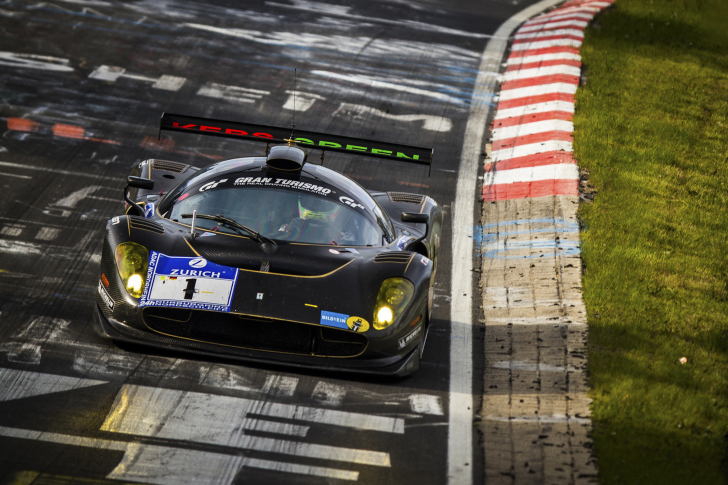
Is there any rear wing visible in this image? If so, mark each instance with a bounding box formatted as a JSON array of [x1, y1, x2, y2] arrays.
[[159, 113, 433, 172]]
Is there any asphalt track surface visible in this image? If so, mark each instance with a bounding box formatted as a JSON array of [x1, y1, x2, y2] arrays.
[[0, 0, 544, 483]]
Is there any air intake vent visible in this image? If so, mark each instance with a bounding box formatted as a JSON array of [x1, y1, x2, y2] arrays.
[[152, 159, 189, 173], [129, 216, 164, 235], [388, 192, 425, 205], [142, 308, 367, 357], [374, 251, 412, 263]]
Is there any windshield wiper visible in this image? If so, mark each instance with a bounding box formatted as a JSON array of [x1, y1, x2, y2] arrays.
[[180, 213, 276, 246]]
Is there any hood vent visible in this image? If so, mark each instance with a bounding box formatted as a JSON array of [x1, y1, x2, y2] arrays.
[[374, 251, 411, 263], [129, 216, 164, 235], [152, 159, 190, 173], [388, 192, 425, 205]]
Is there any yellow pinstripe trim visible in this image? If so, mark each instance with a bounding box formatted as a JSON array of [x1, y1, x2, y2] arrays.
[[403, 253, 416, 273]]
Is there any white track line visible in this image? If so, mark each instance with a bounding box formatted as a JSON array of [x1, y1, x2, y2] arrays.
[[0, 427, 358, 483], [513, 28, 585, 39], [494, 101, 575, 120], [0, 160, 121, 179], [498, 82, 578, 101], [104, 384, 404, 435], [491, 139, 573, 161], [518, 20, 589, 33], [492, 119, 574, 140], [483, 163, 579, 185], [511, 38, 583, 50], [448, 0, 564, 483], [502, 64, 581, 81], [507, 52, 581, 65], [0, 368, 107, 401], [523, 12, 594, 25]]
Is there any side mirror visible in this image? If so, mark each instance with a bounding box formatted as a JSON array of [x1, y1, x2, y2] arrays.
[[127, 176, 155, 190], [401, 212, 429, 224], [125, 176, 155, 217]]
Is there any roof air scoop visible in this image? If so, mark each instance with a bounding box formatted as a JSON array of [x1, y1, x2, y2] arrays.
[[266, 145, 306, 171]]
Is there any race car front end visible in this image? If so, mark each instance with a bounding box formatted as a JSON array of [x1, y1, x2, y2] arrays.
[[94, 216, 432, 376]]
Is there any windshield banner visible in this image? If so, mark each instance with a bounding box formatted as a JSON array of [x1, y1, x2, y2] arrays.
[[160, 112, 433, 167], [139, 252, 238, 312]]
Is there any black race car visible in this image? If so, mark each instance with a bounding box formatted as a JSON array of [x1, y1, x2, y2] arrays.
[[93, 113, 442, 376]]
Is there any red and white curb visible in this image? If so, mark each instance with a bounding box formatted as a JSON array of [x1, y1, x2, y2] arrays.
[[485, 0, 613, 202], [476, 1, 612, 483]]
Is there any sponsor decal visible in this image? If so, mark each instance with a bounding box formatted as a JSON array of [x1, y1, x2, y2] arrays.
[[319, 310, 349, 329], [329, 248, 340, 255], [256, 292, 264, 300], [98, 280, 114, 311], [339, 196, 365, 210], [346, 316, 369, 333], [144, 202, 155, 218], [233, 176, 333, 196], [199, 232, 216, 237], [163, 117, 428, 162], [101, 273, 109, 288], [421, 255, 430, 265], [139, 252, 238, 312], [178, 193, 190, 202], [398, 324, 423, 349], [111, 216, 120, 225], [199, 178, 228, 192]]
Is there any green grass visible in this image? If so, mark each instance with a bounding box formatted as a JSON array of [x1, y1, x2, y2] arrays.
[[574, 0, 728, 483]]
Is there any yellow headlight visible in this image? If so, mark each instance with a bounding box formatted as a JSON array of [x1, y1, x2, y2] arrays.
[[127, 274, 143, 294], [377, 306, 393, 324], [373, 277, 414, 330], [114, 242, 149, 299]]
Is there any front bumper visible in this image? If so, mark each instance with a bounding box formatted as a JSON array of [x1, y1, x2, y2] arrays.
[[92, 305, 420, 376]]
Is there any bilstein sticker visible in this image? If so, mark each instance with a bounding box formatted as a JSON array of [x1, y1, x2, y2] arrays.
[[346, 316, 369, 333], [98, 281, 114, 311], [398, 324, 423, 349], [320, 310, 349, 329]]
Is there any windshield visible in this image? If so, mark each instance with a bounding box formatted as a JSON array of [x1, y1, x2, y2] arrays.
[[168, 186, 383, 246]]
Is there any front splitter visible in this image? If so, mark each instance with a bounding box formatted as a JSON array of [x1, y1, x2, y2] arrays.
[[92, 305, 420, 377]]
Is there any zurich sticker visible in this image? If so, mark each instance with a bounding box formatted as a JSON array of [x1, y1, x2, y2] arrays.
[[139, 251, 238, 312]]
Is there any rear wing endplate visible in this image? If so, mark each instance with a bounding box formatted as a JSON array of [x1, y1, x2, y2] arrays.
[[159, 112, 433, 172]]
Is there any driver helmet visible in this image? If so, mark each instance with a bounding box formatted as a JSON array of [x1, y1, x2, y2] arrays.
[[298, 196, 340, 222]]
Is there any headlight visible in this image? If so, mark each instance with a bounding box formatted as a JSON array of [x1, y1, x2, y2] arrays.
[[373, 277, 414, 330], [114, 242, 149, 299]]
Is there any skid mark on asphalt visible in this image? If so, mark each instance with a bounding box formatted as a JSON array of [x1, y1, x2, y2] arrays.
[[0, 365, 441, 481], [311, 381, 347, 406], [0, 314, 446, 418], [0, 426, 360, 482], [197, 83, 270, 104], [333, 103, 453, 132], [0, 368, 106, 401], [97, 384, 398, 479]]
